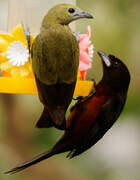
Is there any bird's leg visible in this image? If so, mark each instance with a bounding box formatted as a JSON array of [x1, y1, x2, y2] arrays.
[[71, 96, 84, 112], [73, 91, 94, 105], [73, 78, 96, 103], [91, 78, 97, 88], [80, 92, 94, 103]]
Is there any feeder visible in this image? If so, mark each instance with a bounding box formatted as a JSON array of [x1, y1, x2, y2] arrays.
[[0, 0, 94, 96]]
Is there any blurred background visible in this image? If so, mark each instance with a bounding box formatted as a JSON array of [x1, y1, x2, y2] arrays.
[[0, 0, 140, 180]]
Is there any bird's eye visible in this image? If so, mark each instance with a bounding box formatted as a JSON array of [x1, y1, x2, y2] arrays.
[[68, 8, 75, 13], [114, 61, 119, 67]]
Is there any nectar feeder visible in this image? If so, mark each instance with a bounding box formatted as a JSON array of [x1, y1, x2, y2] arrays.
[[0, 0, 94, 96]]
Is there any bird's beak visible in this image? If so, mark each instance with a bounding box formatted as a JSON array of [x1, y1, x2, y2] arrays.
[[98, 51, 111, 67], [74, 9, 93, 19], [80, 11, 93, 19]]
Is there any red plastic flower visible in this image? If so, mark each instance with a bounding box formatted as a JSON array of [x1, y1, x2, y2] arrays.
[[78, 26, 94, 80]]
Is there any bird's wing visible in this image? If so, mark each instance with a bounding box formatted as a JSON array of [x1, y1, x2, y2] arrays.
[[67, 94, 124, 158], [31, 27, 79, 85], [35, 76, 75, 130], [31, 33, 58, 85], [31, 30, 79, 129]]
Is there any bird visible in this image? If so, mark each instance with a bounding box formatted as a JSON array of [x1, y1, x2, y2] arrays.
[[31, 4, 93, 130], [4, 51, 130, 174]]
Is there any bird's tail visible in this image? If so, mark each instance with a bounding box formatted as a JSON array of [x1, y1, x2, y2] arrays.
[[36, 108, 54, 128], [4, 132, 71, 175], [49, 107, 66, 129], [4, 149, 55, 175], [36, 107, 66, 130]]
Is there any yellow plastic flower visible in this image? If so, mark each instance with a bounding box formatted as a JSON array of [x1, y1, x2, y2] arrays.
[[0, 24, 94, 95], [0, 24, 34, 78]]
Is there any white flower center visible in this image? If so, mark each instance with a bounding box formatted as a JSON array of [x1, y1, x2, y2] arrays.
[[6, 41, 29, 67]]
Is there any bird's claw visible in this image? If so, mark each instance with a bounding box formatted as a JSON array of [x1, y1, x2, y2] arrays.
[[73, 78, 96, 103], [90, 78, 96, 88], [80, 91, 95, 103], [73, 96, 83, 101]]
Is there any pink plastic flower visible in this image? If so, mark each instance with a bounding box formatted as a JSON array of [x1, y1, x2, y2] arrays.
[[78, 26, 94, 80]]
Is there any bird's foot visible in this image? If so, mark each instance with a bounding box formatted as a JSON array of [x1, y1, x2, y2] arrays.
[[73, 96, 83, 101], [80, 91, 95, 103], [73, 78, 96, 104], [90, 78, 96, 88]]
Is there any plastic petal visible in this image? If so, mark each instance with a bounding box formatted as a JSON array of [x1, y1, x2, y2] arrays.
[[0, 52, 8, 62], [0, 61, 13, 71], [12, 24, 27, 46], [10, 68, 20, 78], [20, 67, 29, 77]]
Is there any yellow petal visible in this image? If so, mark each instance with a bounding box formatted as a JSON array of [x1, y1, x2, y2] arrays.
[[0, 52, 8, 62], [0, 34, 14, 51], [74, 80, 94, 96], [0, 38, 9, 52], [20, 67, 29, 77], [10, 68, 20, 78], [0, 62, 13, 71], [28, 72, 34, 78], [30, 36, 34, 47], [2, 71, 10, 77], [25, 61, 33, 72], [77, 70, 81, 80], [12, 24, 27, 46], [28, 64, 33, 72], [0, 33, 14, 43]]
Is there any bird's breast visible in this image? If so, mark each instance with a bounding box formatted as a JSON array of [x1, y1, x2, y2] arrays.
[[67, 95, 109, 141], [32, 25, 79, 85]]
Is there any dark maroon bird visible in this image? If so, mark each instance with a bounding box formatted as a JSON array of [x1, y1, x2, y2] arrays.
[[5, 51, 130, 174]]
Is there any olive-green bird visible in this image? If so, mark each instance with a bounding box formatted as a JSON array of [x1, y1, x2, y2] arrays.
[[31, 4, 93, 130]]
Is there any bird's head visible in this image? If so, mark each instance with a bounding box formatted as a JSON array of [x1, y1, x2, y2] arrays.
[[42, 4, 93, 26], [98, 51, 130, 93]]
